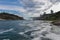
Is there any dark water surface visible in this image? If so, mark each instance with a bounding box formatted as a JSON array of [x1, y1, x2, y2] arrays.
[[0, 20, 60, 40]]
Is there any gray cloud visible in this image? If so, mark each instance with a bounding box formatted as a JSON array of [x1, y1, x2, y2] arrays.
[[57, 0, 60, 2], [49, 0, 60, 3], [20, 0, 35, 8], [19, 0, 60, 17]]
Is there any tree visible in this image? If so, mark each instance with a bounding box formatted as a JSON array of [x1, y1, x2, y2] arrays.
[[51, 10, 54, 14], [44, 12, 46, 15]]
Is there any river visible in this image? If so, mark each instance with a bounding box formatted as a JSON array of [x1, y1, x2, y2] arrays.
[[0, 20, 60, 40]]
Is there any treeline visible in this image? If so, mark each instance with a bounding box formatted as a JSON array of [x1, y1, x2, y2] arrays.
[[40, 11, 60, 21]]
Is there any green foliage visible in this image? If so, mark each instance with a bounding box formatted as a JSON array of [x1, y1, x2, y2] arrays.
[[40, 11, 60, 21]]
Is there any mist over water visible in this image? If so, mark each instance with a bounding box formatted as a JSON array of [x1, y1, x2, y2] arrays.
[[0, 20, 60, 40]]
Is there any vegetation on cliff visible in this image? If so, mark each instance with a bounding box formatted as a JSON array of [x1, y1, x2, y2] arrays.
[[40, 11, 60, 21], [40, 10, 60, 25], [0, 12, 24, 20]]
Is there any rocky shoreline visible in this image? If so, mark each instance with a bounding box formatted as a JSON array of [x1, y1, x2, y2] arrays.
[[51, 20, 60, 26]]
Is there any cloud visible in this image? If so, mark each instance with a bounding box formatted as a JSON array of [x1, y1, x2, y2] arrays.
[[50, 0, 60, 3], [0, 5, 29, 19], [18, 0, 60, 17], [0, 0, 60, 18], [46, 3, 60, 13], [0, 5, 26, 13], [18, 0, 56, 17]]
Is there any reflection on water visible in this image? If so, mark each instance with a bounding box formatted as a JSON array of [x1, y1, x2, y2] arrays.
[[0, 20, 60, 40], [3, 39, 10, 40]]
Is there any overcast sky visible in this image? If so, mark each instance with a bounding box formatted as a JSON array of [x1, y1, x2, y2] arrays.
[[0, 0, 60, 19]]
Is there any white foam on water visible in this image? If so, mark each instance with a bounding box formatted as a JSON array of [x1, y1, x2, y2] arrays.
[[29, 21, 60, 40], [46, 33, 60, 40], [0, 28, 14, 34], [19, 21, 60, 40]]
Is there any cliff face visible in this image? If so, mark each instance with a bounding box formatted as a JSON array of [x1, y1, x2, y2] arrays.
[[0, 12, 24, 20]]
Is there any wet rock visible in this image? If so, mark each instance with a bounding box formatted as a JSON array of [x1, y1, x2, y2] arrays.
[[51, 21, 60, 26]]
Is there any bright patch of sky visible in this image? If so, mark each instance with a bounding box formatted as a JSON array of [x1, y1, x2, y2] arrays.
[[0, 0, 60, 19]]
